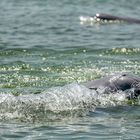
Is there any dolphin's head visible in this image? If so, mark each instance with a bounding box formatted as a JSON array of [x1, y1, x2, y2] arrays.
[[83, 73, 140, 100]]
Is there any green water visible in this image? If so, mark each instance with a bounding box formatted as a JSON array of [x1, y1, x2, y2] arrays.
[[0, 0, 140, 139]]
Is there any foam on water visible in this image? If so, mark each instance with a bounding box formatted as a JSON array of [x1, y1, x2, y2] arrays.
[[0, 83, 130, 123]]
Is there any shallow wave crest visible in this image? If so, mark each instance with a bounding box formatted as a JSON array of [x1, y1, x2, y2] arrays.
[[0, 83, 129, 122]]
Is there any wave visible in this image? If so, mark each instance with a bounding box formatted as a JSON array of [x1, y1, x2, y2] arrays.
[[0, 83, 131, 123]]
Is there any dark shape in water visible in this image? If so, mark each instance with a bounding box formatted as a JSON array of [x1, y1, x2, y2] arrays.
[[95, 13, 140, 24], [84, 73, 140, 99]]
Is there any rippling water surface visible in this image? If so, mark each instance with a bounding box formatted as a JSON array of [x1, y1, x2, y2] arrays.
[[0, 0, 140, 139]]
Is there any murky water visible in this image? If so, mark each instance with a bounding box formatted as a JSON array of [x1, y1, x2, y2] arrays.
[[0, 0, 140, 139]]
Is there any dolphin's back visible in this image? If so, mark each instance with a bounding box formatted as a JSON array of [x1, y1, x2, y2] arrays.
[[95, 13, 140, 24], [84, 73, 140, 98]]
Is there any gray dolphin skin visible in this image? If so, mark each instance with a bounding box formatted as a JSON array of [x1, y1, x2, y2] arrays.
[[94, 13, 140, 24], [84, 73, 140, 99]]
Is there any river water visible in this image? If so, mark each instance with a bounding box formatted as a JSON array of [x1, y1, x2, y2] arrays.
[[0, 0, 140, 139]]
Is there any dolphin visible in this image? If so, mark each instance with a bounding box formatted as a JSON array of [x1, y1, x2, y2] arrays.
[[83, 73, 140, 99], [94, 13, 140, 24]]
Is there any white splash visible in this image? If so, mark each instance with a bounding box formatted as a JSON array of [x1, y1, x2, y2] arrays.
[[0, 83, 129, 122], [79, 16, 120, 25]]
